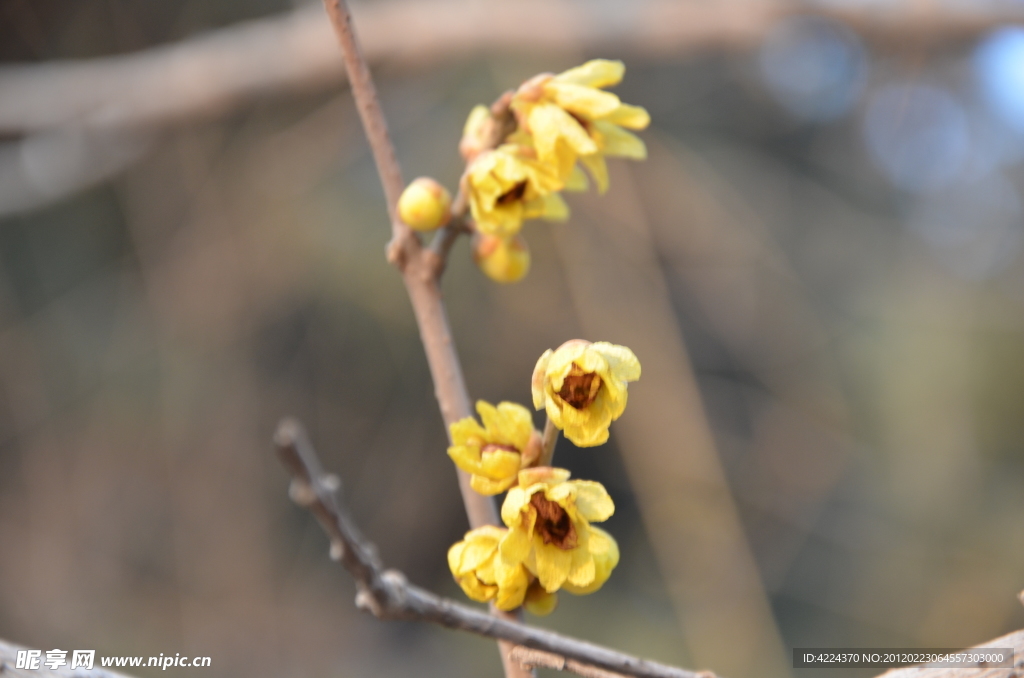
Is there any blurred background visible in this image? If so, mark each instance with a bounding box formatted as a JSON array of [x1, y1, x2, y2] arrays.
[[1, 1, 1023, 677]]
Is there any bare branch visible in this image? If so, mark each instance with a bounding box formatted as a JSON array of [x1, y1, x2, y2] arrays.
[[273, 417, 705, 678]]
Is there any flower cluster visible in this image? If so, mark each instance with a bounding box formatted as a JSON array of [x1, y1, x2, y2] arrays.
[[448, 468, 619, 615], [397, 59, 649, 283], [446, 340, 639, 615]]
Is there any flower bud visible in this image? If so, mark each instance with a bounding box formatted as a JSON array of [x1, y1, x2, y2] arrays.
[[398, 177, 452, 231], [459, 105, 493, 162], [473, 233, 531, 283]]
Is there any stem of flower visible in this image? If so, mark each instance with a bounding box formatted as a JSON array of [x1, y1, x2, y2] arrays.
[[540, 416, 559, 467]]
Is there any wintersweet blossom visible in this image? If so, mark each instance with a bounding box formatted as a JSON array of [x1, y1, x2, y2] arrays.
[[511, 59, 650, 193], [466, 144, 567, 238], [531, 340, 641, 447], [448, 525, 531, 611], [448, 401, 541, 495], [499, 467, 617, 594]]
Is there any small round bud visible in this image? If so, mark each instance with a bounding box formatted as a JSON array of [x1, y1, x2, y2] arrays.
[[398, 177, 452, 231], [473, 233, 531, 283]]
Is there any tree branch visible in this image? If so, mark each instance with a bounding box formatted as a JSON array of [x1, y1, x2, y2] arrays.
[[272, 417, 706, 678], [1, 0, 1019, 135], [314, 2, 524, 675]]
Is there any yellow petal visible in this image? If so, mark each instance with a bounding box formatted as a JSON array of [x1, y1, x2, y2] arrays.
[[501, 486, 532, 526], [532, 540, 574, 592], [531, 350, 554, 409], [601, 103, 650, 130], [580, 154, 609, 194], [593, 121, 647, 159], [448, 540, 467, 575], [494, 561, 530, 610], [463, 104, 491, 137], [562, 526, 619, 595], [524, 584, 559, 616], [553, 59, 625, 89], [499, 524, 533, 565], [564, 164, 589, 192], [539, 192, 569, 222], [591, 342, 641, 381], [478, 448, 522, 481], [546, 82, 622, 119], [517, 467, 571, 487], [457, 573, 498, 602], [566, 551, 596, 588], [562, 418, 610, 447], [573, 481, 615, 522], [471, 474, 516, 495], [495, 401, 535, 449], [529, 103, 598, 163]]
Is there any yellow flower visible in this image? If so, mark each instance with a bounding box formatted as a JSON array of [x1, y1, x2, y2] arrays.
[[448, 401, 542, 495], [473, 233, 531, 284], [499, 467, 617, 594], [448, 525, 531, 611], [531, 340, 641, 447], [466, 144, 568, 238], [511, 59, 650, 193]]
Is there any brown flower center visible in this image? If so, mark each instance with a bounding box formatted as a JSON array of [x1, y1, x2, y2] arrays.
[[496, 181, 528, 206], [530, 492, 577, 550], [558, 366, 602, 410]]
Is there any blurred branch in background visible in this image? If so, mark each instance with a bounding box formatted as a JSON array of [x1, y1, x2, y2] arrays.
[[1, 0, 1023, 216], [2, 0, 1021, 133]]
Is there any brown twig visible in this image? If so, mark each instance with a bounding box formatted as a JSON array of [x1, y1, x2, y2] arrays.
[[510, 646, 636, 678], [273, 418, 703, 678], [319, 0, 414, 265], [315, 2, 526, 675]]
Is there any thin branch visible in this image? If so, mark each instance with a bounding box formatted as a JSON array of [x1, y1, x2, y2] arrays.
[[319, 0, 413, 263], [273, 418, 705, 678], [315, 2, 526, 675]]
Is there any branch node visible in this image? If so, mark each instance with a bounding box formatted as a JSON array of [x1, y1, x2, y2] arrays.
[[288, 478, 317, 507], [355, 583, 385, 617], [329, 540, 345, 561]]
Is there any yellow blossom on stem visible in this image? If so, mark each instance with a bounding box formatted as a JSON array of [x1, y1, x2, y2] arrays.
[[511, 59, 650, 193], [466, 144, 568, 238], [499, 467, 617, 594], [448, 525, 531, 611], [531, 340, 641, 447], [448, 401, 542, 495]]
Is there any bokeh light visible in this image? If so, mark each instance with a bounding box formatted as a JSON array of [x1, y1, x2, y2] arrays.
[[863, 83, 970, 193], [974, 26, 1024, 134], [759, 15, 868, 122]]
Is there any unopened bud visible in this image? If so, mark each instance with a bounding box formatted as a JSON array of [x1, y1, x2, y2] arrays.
[[459, 105, 493, 161], [398, 177, 452, 231], [473, 233, 531, 283]]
